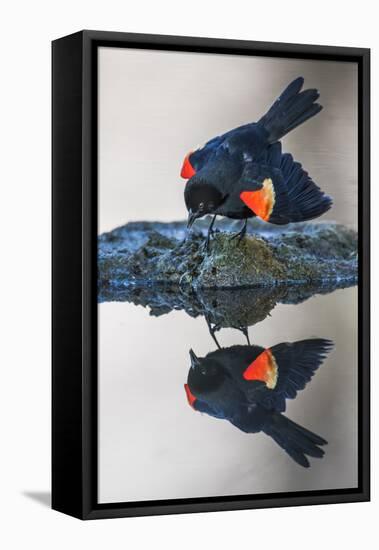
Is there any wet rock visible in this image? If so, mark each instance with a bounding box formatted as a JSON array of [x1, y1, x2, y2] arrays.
[[98, 218, 358, 295]]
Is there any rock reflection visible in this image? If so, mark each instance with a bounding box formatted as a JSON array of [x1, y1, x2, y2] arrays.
[[184, 339, 333, 468], [100, 281, 354, 341]]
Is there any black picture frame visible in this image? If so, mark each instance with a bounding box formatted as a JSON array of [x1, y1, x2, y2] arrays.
[[52, 30, 370, 520]]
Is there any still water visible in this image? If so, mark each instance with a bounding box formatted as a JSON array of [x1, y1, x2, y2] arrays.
[[98, 286, 357, 504]]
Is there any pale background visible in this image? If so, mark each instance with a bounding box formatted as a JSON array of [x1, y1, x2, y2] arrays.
[[1, 1, 377, 550], [99, 48, 358, 233]]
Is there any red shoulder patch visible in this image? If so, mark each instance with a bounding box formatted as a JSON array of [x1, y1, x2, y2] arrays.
[[243, 349, 278, 389], [181, 152, 196, 179], [240, 178, 275, 221]]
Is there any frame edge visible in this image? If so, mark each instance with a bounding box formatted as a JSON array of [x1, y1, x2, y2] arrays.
[[52, 30, 86, 520], [53, 29, 371, 520]]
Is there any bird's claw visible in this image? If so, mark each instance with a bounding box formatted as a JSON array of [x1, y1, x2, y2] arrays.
[[230, 231, 245, 244], [202, 229, 216, 254], [240, 326, 251, 345], [202, 236, 211, 254], [230, 220, 247, 244], [205, 316, 222, 348]]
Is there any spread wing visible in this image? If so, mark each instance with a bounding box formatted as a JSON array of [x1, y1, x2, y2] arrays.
[[238, 142, 332, 224], [245, 338, 333, 412]]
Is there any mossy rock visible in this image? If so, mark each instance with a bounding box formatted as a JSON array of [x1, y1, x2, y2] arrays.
[[197, 234, 286, 287], [98, 218, 358, 294]]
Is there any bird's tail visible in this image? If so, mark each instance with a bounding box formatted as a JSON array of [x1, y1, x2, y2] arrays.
[[280, 152, 333, 222], [263, 412, 327, 468], [258, 77, 322, 144]]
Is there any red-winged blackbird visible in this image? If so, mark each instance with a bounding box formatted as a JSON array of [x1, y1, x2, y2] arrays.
[[184, 339, 333, 467], [181, 77, 332, 247]]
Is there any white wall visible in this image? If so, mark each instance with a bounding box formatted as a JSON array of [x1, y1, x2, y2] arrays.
[[1, 1, 376, 549]]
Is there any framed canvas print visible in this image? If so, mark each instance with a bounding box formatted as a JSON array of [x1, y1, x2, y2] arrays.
[[52, 30, 370, 519]]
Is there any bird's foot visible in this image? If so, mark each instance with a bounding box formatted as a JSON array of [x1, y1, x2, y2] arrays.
[[201, 237, 210, 254], [230, 220, 247, 244], [205, 316, 222, 348], [240, 326, 251, 346], [230, 229, 247, 244], [202, 229, 216, 254], [201, 215, 218, 254], [209, 325, 222, 348]]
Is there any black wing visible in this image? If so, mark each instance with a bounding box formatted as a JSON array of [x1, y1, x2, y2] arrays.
[[253, 338, 334, 412], [188, 135, 226, 173], [238, 142, 332, 224], [183, 121, 257, 175]]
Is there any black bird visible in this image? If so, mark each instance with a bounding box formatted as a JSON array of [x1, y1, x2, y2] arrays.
[[184, 338, 333, 467], [181, 77, 332, 248]]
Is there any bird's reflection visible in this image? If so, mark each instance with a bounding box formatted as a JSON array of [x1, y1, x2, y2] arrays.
[[184, 338, 333, 468]]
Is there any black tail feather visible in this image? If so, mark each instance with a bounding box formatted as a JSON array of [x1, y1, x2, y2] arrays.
[[258, 77, 323, 144], [280, 153, 332, 222], [263, 412, 327, 468]]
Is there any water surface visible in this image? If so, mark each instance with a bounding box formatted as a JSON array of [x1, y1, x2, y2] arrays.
[[98, 286, 357, 503]]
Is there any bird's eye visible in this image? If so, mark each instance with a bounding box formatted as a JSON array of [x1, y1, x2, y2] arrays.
[[198, 202, 205, 211]]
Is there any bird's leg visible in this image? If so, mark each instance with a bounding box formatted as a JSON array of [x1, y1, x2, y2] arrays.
[[232, 325, 250, 345], [240, 326, 251, 346], [204, 215, 217, 253], [205, 316, 222, 349], [231, 219, 248, 243]]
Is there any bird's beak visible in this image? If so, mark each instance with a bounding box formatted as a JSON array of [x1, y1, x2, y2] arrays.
[[187, 210, 197, 230], [189, 348, 201, 370]]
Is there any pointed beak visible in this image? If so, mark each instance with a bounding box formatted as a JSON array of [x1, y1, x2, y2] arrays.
[[189, 348, 200, 370], [187, 210, 197, 230]]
